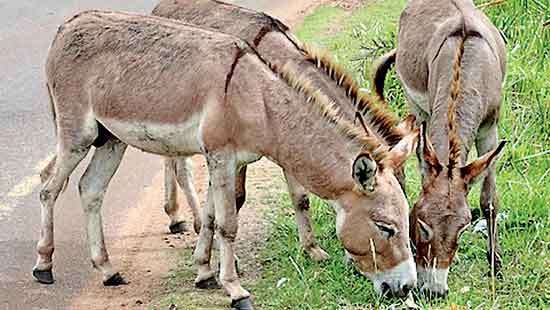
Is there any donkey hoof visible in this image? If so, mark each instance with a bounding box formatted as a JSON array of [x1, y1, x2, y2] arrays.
[[103, 272, 128, 286], [231, 297, 254, 310], [195, 276, 221, 289], [169, 221, 187, 234], [33, 268, 54, 284]]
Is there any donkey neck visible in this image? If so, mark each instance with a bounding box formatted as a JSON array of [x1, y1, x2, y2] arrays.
[[267, 89, 361, 199], [252, 70, 364, 200], [255, 39, 402, 147]]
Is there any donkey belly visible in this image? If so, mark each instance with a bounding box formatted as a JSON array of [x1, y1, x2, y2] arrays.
[[97, 113, 203, 157]]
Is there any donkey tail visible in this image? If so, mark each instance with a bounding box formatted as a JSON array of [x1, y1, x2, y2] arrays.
[[43, 83, 69, 192], [46, 83, 57, 137], [371, 49, 396, 102]]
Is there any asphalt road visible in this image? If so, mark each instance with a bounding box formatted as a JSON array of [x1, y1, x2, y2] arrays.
[[0, 1, 288, 309]]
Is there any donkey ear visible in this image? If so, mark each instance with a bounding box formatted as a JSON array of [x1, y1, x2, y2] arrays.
[[461, 141, 506, 186], [417, 122, 442, 179], [352, 153, 378, 192], [387, 126, 419, 169]]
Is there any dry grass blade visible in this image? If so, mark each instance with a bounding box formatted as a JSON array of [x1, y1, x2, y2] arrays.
[[370, 238, 378, 273], [489, 203, 497, 301]]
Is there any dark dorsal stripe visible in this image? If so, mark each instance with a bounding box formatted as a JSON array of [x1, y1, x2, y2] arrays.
[[252, 13, 304, 53], [225, 45, 248, 93]]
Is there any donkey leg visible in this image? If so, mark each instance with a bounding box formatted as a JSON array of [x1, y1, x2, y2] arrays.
[[33, 147, 89, 284], [284, 173, 329, 262], [476, 126, 502, 274], [78, 139, 128, 286], [193, 183, 219, 289], [173, 157, 202, 234], [208, 152, 252, 308], [235, 165, 247, 212], [163, 158, 188, 234]]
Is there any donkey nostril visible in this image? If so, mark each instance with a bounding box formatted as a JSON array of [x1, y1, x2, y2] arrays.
[[381, 282, 391, 295], [400, 283, 413, 296]]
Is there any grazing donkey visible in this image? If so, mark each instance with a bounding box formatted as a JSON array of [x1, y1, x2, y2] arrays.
[[35, 11, 419, 307], [152, 0, 410, 263], [372, 0, 506, 296]]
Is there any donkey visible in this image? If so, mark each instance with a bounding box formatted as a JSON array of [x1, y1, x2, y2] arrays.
[[152, 0, 410, 263], [372, 0, 506, 296], [35, 11, 419, 307]]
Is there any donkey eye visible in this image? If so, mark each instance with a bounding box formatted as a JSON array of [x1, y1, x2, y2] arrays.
[[375, 222, 397, 239]]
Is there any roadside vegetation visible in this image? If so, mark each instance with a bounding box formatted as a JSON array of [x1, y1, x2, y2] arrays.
[[249, 0, 549, 309]]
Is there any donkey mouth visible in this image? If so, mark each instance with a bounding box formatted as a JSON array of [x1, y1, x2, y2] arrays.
[[366, 258, 417, 297], [417, 265, 450, 298]]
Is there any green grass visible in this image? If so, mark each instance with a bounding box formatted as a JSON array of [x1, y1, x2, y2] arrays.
[[247, 0, 550, 309]]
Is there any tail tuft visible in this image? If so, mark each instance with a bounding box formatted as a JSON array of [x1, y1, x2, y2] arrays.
[[371, 49, 397, 102]]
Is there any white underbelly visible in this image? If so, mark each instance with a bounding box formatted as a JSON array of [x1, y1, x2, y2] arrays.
[[98, 114, 203, 157]]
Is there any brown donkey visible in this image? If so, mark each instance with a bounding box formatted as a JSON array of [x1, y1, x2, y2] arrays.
[[152, 0, 410, 263], [372, 0, 506, 296], [35, 11, 418, 307]]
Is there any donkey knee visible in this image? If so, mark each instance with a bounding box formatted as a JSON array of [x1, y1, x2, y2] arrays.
[[216, 220, 238, 242]]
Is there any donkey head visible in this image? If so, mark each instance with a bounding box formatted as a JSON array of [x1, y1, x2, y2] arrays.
[[336, 129, 419, 297], [410, 123, 506, 297]]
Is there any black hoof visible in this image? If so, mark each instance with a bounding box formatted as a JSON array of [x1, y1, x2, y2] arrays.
[[195, 276, 221, 289], [103, 272, 128, 286], [169, 221, 187, 234], [231, 297, 254, 310], [33, 268, 54, 284]]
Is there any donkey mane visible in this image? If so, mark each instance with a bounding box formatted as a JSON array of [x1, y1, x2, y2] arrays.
[[301, 44, 405, 147], [447, 35, 465, 174], [274, 62, 389, 165]]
